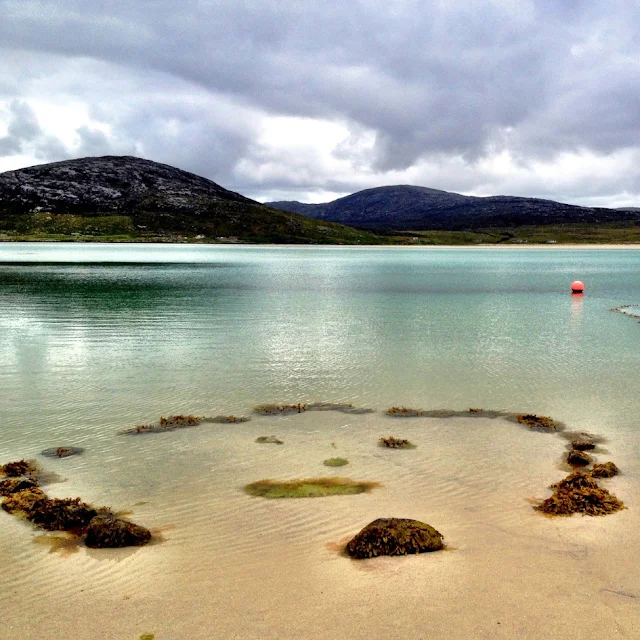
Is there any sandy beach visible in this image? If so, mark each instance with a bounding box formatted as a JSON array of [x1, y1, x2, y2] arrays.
[[1, 409, 637, 640]]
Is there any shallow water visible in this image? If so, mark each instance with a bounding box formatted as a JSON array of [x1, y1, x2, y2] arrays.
[[0, 244, 639, 639]]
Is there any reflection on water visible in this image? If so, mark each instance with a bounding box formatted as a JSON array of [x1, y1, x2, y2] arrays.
[[0, 245, 639, 640]]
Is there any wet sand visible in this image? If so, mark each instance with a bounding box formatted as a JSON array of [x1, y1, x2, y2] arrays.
[[1, 410, 638, 639]]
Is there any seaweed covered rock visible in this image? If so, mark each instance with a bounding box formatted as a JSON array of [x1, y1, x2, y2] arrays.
[[2, 488, 101, 531], [0, 476, 39, 497], [385, 407, 424, 417], [379, 436, 416, 449], [254, 403, 307, 415], [346, 518, 444, 559], [535, 472, 624, 516], [567, 449, 592, 466], [0, 459, 38, 477], [591, 462, 619, 478], [516, 414, 556, 430], [570, 437, 595, 451], [84, 515, 152, 548]]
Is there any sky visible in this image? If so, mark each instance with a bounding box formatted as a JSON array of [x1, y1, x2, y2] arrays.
[[1, 0, 640, 207]]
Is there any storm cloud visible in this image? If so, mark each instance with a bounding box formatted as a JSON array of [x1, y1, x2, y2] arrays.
[[1, 0, 640, 206]]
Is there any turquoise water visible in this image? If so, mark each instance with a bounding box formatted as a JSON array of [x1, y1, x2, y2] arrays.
[[0, 244, 638, 449], [1, 243, 639, 640]]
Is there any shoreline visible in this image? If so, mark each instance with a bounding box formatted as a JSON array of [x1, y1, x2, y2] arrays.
[[1, 409, 636, 640]]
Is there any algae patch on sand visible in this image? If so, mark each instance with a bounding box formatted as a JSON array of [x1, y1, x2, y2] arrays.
[[323, 457, 349, 467], [244, 478, 380, 499]]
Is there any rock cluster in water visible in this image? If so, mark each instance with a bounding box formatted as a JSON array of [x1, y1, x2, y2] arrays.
[[0, 459, 151, 548]]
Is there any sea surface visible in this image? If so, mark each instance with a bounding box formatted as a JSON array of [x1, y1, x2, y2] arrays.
[[0, 243, 639, 639]]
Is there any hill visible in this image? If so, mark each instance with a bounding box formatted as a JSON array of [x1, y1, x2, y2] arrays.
[[267, 185, 640, 231], [0, 156, 379, 244]]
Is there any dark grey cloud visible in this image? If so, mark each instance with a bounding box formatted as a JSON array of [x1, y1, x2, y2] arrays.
[[1, 0, 640, 205]]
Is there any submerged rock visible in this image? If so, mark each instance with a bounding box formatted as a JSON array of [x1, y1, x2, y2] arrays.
[[346, 518, 444, 559], [40, 446, 85, 458], [84, 515, 152, 548], [535, 471, 624, 517], [255, 435, 284, 445], [567, 449, 592, 466], [591, 462, 619, 478]]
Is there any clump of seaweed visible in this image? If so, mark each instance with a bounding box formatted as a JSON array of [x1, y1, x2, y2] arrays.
[[379, 436, 417, 449], [0, 459, 39, 478], [346, 518, 444, 559], [40, 446, 85, 459], [567, 449, 592, 466], [591, 462, 619, 478], [570, 437, 596, 451], [516, 414, 557, 430], [244, 478, 380, 499], [207, 415, 251, 424], [0, 476, 39, 497], [2, 488, 106, 531], [385, 407, 424, 417], [120, 414, 202, 435], [535, 471, 625, 517], [306, 402, 375, 415], [255, 435, 284, 445], [323, 457, 349, 467], [468, 407, 482, 413], [254, 403, 307, 415], [160, 415, 201, 427]]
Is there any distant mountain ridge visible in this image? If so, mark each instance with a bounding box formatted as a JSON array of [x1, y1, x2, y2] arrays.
[[0, 156, 378, 243], [267, 185, 640, 230]]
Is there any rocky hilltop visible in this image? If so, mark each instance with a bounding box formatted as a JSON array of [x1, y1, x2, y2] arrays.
[[0, 155, 252, 215], [268, 185, 640, 231], [0, 157, 377, 244]]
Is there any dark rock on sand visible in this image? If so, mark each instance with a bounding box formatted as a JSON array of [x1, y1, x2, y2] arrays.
[[591, 462, 619, 478], [346, 517, 444, 559], [567, 449, 592, 466], [84, 515, 152, 548]]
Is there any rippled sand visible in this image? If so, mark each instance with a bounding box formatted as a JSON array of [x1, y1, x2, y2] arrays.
[[1, 410, 638, 639]]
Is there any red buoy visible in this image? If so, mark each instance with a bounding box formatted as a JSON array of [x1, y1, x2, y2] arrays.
[[571, 280, 584, 293]]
